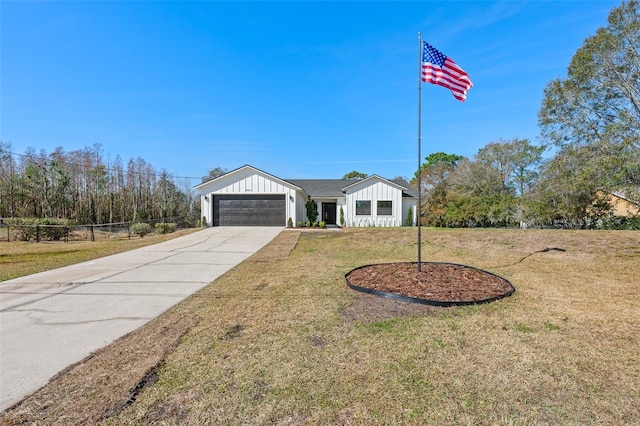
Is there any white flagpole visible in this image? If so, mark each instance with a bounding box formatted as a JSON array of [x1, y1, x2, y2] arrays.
[[417, 32, 422, 272]]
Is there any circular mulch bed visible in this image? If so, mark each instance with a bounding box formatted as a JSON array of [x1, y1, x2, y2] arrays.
[[345, 262, 514, 307]]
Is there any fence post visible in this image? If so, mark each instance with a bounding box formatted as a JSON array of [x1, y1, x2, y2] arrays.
[[90, 225, 95, 242], [36, 225, 40, 243]]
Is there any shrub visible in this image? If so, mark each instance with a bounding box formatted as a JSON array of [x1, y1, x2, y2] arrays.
[[339, 206, 345, 227], [312, 221, 319, 228], [287, 217, 293, 228], [130, 222, 152, 238], [202, 216, 208, 227], [406, 208, 414, 226], [319, 221, 326, 228], [595, 216, 640, 230], [5, 218, 36, 241], [5, 217, 71, 241], [297, 221, 303, 228], [155, 222, 177, 235], [306, 221, 311, 227]]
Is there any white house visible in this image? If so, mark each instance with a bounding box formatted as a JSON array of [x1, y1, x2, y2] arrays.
[[193, 165, 418, 227]]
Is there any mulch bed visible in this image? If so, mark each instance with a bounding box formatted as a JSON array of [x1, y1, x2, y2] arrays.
[[345, 262, 514, 307]]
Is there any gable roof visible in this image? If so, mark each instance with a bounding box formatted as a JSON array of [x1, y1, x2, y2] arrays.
[[341, 174, 407, 192], [193, 164, 304, 192], [392, 178, 419, 198], [194, 165, 418, 198], [286, 179, 358, 197], [290, 175, 417, 199]]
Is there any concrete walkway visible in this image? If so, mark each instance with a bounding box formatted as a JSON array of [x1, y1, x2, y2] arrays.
[[0, 226, 282, 411]]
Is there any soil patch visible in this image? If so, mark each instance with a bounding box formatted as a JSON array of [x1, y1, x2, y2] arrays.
[[345, 262, 514, 307]]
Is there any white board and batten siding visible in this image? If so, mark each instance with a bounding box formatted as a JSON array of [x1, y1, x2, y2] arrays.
[[217, 175, 293, 194], [402, 199, 417, 227], [198, 167, 302, 226], [345, 178, 404, 227]]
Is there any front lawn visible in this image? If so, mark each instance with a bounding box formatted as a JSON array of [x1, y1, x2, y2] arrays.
[[2, 228, 639, 424]]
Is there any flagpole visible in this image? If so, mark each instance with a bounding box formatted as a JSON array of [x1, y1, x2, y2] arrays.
[[417, 32, 422, 272]]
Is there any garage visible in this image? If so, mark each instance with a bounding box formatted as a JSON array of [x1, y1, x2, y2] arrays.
[[213, 194, 286, 226]]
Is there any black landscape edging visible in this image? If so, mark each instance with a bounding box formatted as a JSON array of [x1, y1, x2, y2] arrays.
[[345, 261, 515, 307]]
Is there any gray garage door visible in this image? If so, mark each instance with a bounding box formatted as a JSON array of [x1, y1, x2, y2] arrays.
[[213, 194, 286, 226]]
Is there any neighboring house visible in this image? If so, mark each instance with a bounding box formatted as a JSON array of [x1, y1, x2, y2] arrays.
[[598, 191, 640, 218], [193, 165, 418, 227]]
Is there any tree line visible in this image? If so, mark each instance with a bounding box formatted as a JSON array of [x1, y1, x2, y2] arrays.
[[414, 139, 638, 229], [416, 1, 639, 229], [0, 142, 199, 227]]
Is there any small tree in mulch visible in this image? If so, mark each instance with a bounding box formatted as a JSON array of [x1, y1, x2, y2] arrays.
[[305, 198, 318, 224]]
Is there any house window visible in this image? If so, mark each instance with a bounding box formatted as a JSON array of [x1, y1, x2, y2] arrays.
[[377, 200, 392, 216], [356, 200, 371, 215]]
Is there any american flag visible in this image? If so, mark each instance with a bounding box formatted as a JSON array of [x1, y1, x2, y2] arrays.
[[422, 41, 473, 102]]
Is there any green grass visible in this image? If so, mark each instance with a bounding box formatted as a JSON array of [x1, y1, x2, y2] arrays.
[[2, 228, 639, 425]]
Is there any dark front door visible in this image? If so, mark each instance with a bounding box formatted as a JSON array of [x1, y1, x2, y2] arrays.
[[322, 202, 337, 225]]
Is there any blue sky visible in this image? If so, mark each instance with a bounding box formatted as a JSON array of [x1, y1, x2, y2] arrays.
[[1, 1, 619, 184]]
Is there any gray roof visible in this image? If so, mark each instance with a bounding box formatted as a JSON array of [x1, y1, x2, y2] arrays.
[[286, 177, 418, 198], [392, 178, 419, 198], [286, 179, 358, 197]]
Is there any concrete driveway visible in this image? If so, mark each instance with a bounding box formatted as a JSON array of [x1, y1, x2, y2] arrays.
[[0, 226, 282, 411]]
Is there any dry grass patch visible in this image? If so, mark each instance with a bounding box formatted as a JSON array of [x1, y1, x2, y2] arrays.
[[2, 228, 639, 425], [247, 230, 302, 262], [0, 229, 200, 282], [1, 311, 198, 424]]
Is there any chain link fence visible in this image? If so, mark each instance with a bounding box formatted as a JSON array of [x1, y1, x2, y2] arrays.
[[0, 217, 187, 243]]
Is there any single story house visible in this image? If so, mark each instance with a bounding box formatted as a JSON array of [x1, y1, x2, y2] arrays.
[[193, 165, 418, 227]]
